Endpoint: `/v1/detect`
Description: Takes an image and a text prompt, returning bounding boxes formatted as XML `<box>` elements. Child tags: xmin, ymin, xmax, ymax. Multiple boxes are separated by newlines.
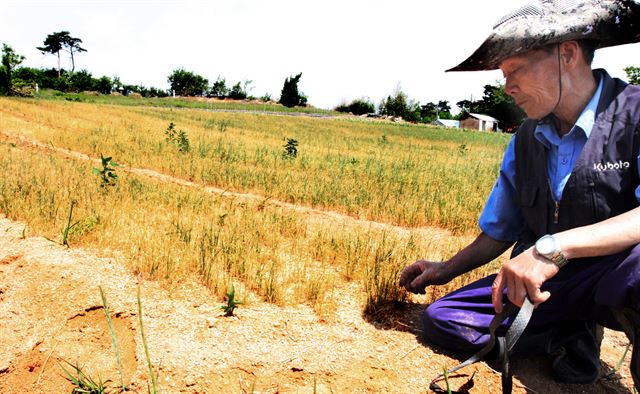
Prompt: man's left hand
<box><xmin>491</xmin><ymin>246</ymin><xmax>559</xmax><ymax>313</ymax></box>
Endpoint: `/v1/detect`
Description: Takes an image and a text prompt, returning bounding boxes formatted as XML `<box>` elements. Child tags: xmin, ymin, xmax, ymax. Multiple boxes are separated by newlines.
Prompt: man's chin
<box><xmin>522</xmin><ymin>107</ymin><xmax>551</xmax><ymax>121</ymax></box>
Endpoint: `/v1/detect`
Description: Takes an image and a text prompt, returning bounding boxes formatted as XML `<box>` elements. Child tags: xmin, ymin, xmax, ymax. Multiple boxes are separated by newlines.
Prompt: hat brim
<box><xmin>447</xmin><ymin>0</ymin><xmax>640</xmax><ymax>72</ymax></box>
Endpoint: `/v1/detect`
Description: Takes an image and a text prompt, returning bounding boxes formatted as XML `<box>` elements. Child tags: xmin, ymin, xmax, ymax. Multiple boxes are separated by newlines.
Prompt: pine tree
<box><xmin>279</xmin><ymin>73</ymin><xmax>307</xmax><ymax>108</ymax></box>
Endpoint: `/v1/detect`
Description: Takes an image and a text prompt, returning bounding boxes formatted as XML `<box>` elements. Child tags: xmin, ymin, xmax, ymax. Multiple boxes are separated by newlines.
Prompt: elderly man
<box><xmin>400</xmin><ymin>0</ymin><xmax>640</xmax><ymax>388</ymax></box>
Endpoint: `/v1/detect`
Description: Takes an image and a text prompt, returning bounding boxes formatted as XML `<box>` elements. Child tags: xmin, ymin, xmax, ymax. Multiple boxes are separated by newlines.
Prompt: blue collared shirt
<box><xmin>478</xmin><ymin>76</ymin><xmax>640</xmax><ymax>242</ymax></box>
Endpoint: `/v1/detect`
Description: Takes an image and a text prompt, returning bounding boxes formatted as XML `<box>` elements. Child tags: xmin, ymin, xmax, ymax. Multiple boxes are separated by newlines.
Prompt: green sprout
<box><xmin>220</xmin><ymin>283</ymin><xmax>243</xmax><ymax>317</ymax></box>
<box><xmin>92</xmin><ymin>154</ymin><xmax>121</xmax><ymax>187</ymax></box>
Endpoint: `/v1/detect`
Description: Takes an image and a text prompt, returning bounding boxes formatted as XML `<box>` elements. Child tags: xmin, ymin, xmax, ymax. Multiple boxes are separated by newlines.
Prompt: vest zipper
<box><xmin>548</xmin><ymin>178</ymin><xmax>560</xmax><ymax>224</ymax></box>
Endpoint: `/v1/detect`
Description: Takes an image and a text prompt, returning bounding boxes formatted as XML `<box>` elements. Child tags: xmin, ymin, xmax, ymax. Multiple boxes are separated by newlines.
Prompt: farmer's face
<box><xmin>499</xmin><ymin>48</ymin><xmax>559</xmax><ymax>120</ymax></box>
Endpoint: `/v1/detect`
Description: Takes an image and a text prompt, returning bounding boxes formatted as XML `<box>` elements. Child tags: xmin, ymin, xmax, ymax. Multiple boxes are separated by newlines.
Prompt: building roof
<box><xmin>467</xmin><ymin>113</ymin><xmax>499</xmax><ymax>122</ymax></box>
<box><xmin>434</xmin><ymin>119</ymin><xmax>460</xmax><ymax>128</ymax></box>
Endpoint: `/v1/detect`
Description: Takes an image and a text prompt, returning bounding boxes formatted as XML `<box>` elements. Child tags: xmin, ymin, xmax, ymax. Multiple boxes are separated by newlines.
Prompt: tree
<box><xmin>420</xmin><ymin>102</ymin><xmax>438</xmax><ymax>121</ymax></box>
<box><xmin>379</xmin><ymin>88</ymin><xmax>420</xmax><ymax>122</ymax></box>
<box><xmin>437</xmin><ymin>100</ymin><xmax>452</xmax><ymax>119</ymax></box>
<box><xmin>94</xmin><ymin>76</ymin><xmax>112</xmax><ymax>94</ymax></box>
<box><xmin>228</xmin><ymin>80</ymin><xmax>252</xmax><ymax>100</ymax></box>
<box><xmin>209</xmin><ymin>76</ymin><xmax>228</xmax><ymax>98</ymax></box>
<box><xmin>64</xmin><ymin>36</ymin><xmax>87</xmax><ymax>72</ymax></box>
<box><xmin>476</xmin><ymin>83</ymin><xmax>525</xmax><ymax>131</ymax></box>
<box><xmin>37</xmin><ymin>31</ymin><xmax>85</xmax><ymax>77</ymax></box>
<box><xmin>167</xmin><ymin>68</ymin><xmax>208</xmax><ymax>96</ymax></box>
<box><xmin>37</xmin><ymin>32</ymin><xmax>66</xmax><ymax>77</ymax></box>
<box><xmin>454</xmin><ymin>83</ymin><xmax>525</xmax><ymax>131</ymax></box>
<box><xmin>68</xmin><ymin>69</ymin><xmax>93</xmax><ymax>92</ymax></box>
<box><xmin>1</xmin><ymin>43</ymin><xmax>25</xmax><ymax>95</ymax></box>
<box><xmin>625</xmin><ymin>66</ymin><xmax>640</xmax><ymax>85</ymax></box>
<box><xmin>279</xmin><ymin>73</ymin><xmax>307</xmax><ymax>107</ymax></box>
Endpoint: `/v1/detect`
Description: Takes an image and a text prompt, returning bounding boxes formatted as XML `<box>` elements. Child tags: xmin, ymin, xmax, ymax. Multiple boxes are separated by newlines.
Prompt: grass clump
<box><xmin>60</xmin><ymin>360</ymin><xmax>113</xmax><ymax>393</ymax></box>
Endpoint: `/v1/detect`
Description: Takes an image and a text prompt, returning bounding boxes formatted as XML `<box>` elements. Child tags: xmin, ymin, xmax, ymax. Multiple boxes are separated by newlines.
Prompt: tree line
<box><xmin>335</xmin><ymin>84</ymin><xmax>526</xmax><ymax>131</ymax></box>
<box><xmin>2</xmin><ymin>31</ymin><xmax>639</xmax><ymax>128</ymax></box>
<box><xmin>0</xmin><ymin>31</ymin><xmax>308</xmax><ymax>108</ymax></box>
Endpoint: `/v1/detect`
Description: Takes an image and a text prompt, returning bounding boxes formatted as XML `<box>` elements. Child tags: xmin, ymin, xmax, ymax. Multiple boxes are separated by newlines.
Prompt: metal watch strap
<box><xmin>549</xmin><ymin>252</ymin><xmax>569</xmax><ymax>268</ymax></box>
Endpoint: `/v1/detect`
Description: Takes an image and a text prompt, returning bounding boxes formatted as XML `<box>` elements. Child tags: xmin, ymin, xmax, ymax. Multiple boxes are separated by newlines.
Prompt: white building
<box><xmin>459</xmin><ymin>113</ymin><xmax>500</xmax><ymax>131</ymax></box>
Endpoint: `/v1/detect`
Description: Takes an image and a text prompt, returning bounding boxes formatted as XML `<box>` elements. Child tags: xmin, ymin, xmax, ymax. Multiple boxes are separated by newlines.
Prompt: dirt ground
<box><xmin>0</xmin><ymin>215</ymin><xmax>635</xmax><ymax>393</ymax></box>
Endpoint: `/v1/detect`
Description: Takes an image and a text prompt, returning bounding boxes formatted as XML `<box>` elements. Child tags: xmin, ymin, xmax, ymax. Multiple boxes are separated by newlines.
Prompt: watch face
<box><xmin>536</xmin><ymin>235</ymin><xmax>556</xmax><ymax>256</ymax></box>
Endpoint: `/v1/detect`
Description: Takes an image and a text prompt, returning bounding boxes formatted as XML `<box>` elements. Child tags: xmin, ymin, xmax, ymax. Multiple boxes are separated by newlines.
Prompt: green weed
<box><xmin>164</xmin><ymin>122</ymin><xmax>190</xmax><ymax>152</ymax></box>
<box><xmin>61</xmin><ymin>200</ymin><xmax>79</xmax><ymax>247</ymax></box>
<box><xmin>137</xmin><ymin>286</ymin><xmax>158</xmax><ymax>394</ymax></box>
<box><xmin>92</xmin><ymin>154</ymin><xmax>121</xmax><ymax>187</ymax></box>
<box><xmin>60</xmin><ymin>360</ymin><xmax>113</xmax><ymax>394</ymax></box>
<box><xmin>99</xmin><ymin>287</ymin><xmax>126</xmax><ymax>392</ymax></box>
<box><xmin>220</xmin><ymin>283</ymin><xmax>243</xmax><ymax>316</ymax></box>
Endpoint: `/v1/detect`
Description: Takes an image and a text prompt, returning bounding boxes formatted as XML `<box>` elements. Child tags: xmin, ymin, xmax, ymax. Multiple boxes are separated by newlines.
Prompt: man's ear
<box><xmin>559</xmin><ymin>41</ymin><xmax>581</xmax><ymax>69</ymax></box>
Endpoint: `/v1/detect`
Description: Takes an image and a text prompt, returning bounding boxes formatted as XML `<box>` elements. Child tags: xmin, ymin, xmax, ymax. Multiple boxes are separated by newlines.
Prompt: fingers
<box><xmin>525</xmin><ymin>282</ymin><xmax>551</xmax><ymax>306</ymax></box>
<box><xmin>409</xmin><ymin>273</ymin><xmax>428</xmax><ymax>294</ymax></box>
<box><xmin>491</xmin><ymin>272</ymin><xmax>506</xmax><ymax>313</ymax></box>
<box><xmin>507</xmin><ymin>274</ymin><xmax>529</xmax><ymax>308</ymax></box>
<box><xmin>399</xmin><ymin>263</ymin><xmax>421</xmax><ymax>287</ymax></box>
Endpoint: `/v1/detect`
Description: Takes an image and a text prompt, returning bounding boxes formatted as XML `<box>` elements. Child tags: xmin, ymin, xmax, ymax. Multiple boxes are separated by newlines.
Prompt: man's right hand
<box><xmin>399</xmin><ymin>260</ymin><xmax>453</xmax><ymax>294</ymax></box>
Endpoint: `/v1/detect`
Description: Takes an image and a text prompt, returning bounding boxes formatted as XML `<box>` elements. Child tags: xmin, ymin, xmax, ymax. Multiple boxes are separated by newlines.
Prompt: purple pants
<box><xmin>423</xmin><ymin>243</ymin><xmax>640</xmax><ymax>353</ymax></box>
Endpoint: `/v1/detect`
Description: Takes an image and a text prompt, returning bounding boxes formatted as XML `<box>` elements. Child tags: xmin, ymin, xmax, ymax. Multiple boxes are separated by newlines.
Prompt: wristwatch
<box><xmin>535</xmin><ymin>234</ymin><xmax>569</xmax><ymax>268</ymax></box>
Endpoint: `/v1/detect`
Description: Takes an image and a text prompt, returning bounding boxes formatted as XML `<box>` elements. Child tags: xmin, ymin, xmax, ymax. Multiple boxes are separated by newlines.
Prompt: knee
<box><xmin>421</xmin><ymin>300</ymin><xmax>451</xmax><ymax>344</ymax></box>
<box><xmin>422</xmin><ymin>301</ymin><xmax>441</xmax><ymax>331</ymax></box>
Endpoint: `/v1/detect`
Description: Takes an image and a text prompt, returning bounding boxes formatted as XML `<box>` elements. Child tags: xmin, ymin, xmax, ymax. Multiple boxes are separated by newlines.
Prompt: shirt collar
<box><xmin>534</xmin><ymin>75</ymin><xmax>604</xmax><ymax>148</ymax></box>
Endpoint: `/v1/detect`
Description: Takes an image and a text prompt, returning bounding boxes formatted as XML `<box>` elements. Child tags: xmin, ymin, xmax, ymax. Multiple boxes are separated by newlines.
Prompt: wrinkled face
<box><xmin>499</xmin><ymin>48</ymin><xmax>560</xmax><ymax>120</ymax></box>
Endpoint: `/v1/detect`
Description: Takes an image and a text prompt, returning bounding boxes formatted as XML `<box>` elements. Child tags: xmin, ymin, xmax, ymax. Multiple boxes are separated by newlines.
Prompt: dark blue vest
<box><xmin>514</xmin><ymin>69</ymin><xmax>640</xmax><ymax>250</ymax></box>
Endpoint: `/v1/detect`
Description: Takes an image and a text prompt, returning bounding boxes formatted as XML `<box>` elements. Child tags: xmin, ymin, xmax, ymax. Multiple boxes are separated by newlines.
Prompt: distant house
<box><xmin>459</xmin><ymin>113</ymin><xmax>500</xmax><ymax>131</ymax></box>
<box><xmin>433</xmin><ymin>119</ymin><xmax>460</xmax><ymax>128</ymax></box>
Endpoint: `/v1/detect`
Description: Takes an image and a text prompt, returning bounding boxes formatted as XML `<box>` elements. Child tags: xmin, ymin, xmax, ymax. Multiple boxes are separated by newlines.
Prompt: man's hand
<box><xmin>491</xmin><ymin>247</ymin><xmax>559</xmax><ymax>313</ymax></box>
<box><xmin>399</xmin><ymin>260</ymin><xmax>453</xmax><ymax>294</ymax></box>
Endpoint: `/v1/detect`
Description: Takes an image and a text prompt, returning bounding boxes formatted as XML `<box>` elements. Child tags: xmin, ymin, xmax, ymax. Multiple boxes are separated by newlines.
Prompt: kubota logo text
<box><xmin>593</xmin><ymin>161</ymin><xmax>630</xmax><ymax>171</ymax></box>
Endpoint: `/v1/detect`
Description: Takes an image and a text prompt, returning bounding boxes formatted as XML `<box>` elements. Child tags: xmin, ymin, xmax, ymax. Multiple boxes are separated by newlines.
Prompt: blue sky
<box><xmin>2</xmin><ymin>0</ymin><xmax>638</xmax><ymax>110</ymax></box>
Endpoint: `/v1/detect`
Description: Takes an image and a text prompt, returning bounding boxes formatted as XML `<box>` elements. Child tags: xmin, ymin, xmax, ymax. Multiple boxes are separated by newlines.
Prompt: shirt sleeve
<box><xmin>478</xmin><ymin>136</ymin><xmax>526</xmax><ymax>242</ymax></box>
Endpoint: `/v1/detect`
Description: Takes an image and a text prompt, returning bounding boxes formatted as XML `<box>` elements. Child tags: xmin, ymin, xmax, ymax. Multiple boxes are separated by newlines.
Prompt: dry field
<box><xmin>0</xmin><ymin>96</ymin><xmax>634</xmax><ymax>393</ymax></box>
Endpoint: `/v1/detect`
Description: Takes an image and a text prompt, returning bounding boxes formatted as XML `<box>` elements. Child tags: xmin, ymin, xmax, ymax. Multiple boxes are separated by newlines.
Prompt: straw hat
<box><xmin>448</xmin><ymin>0</ymin><xmax>640</xmax><ymax>72</ymax></box>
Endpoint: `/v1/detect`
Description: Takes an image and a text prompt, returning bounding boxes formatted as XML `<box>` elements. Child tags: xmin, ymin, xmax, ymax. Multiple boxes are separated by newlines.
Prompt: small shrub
<box><xmin>177</xmin><ymin>130</ymin><xmax>190</xmax><ymax>152</ymax></box>
<box><xmin>164</xmin><ymin>122</ymin><xmax>190</xmax><ymax>152</ymax></box>
<box><xmin>92</xmin><ymin>154</ymin><xmax>121</xmax><ymax>187</ymax></box>
<box><xmin>164</xmin><ymin>122</ymin><xmax>177</xmax><ymax>142</ymax></box>
<box><xmin>282</xmin><ymin>138</ymin><xmax>298</xmax><ymax>160</ymax></box>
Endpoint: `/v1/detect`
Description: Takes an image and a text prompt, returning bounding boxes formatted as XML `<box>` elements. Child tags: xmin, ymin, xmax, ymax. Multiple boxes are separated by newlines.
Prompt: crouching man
<box><xmin>400</xmin><ymin>0</ymin><xmax>640</xmax><ymax>388</ymax></box>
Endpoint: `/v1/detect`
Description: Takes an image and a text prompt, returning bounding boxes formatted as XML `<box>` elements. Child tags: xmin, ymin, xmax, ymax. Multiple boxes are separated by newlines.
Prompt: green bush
<box><xmin>335</xmin><ymin>98</ymin><xmax>375</xmax><ymax>115</ymax></box>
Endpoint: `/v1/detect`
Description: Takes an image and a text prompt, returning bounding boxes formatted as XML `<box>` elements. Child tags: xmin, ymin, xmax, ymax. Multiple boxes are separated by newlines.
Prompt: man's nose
<box><xmin>504</xmin><ymin>78</ymin><xmax>516</xmax><ymax>96</ymax></box>
<box><xmin>504</xmin><ymin>78</ymin><xmax>518</xmax><ymax>97</ymax></box>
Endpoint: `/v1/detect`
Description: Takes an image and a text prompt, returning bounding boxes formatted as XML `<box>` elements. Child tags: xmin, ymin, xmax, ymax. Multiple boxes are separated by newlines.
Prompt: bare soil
<box><xmin>0</xmin><ymin>132</ymin><xmax>636</xmax><ymax>393</ymax></box>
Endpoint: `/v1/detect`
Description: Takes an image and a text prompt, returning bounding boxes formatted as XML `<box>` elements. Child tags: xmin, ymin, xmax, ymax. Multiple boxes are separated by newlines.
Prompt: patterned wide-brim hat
<box><xmin>448</xmin><ymin>0</ymin><xmax>640</xmax><ymax>72</ymax></box>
